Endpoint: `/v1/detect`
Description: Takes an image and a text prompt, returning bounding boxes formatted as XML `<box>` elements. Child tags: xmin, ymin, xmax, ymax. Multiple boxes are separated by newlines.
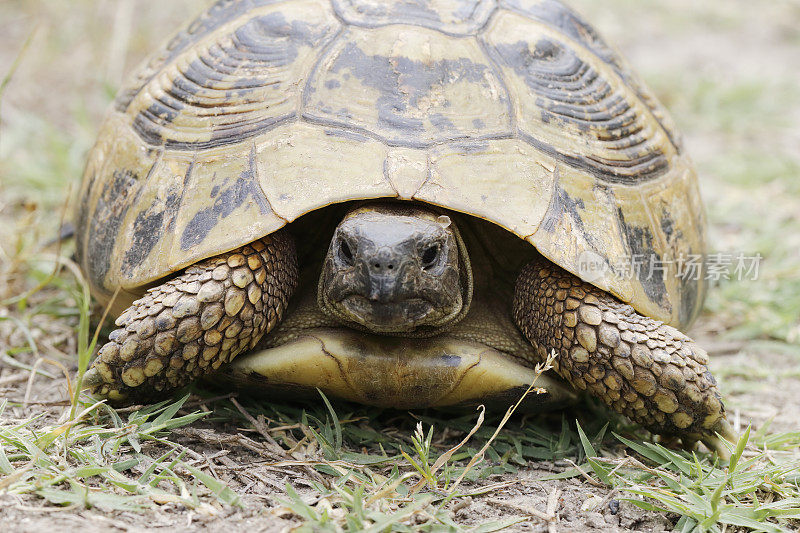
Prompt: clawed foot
<box><xmin>514</xmin><ymin>257</ymin><xmax>733</xmax><ymax>448</ymax></box>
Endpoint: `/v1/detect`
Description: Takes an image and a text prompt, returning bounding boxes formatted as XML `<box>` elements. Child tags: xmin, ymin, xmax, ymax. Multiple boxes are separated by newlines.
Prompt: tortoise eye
<box><xmin>421</xmin><ymin>244</ymin><xmax>440</xmax><ymax>269</ymax></box>
<box><xmin>338</xmin><ymin>239</ymin><xmax>354</xmax><ymax>265</ymax></box>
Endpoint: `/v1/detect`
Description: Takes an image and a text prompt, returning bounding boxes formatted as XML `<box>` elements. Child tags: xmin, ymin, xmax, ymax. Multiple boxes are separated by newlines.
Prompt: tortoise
<box><xmin>77</xmin><ymin>0</ymin><xmax>735</xmax><ymax>452</ymax></box>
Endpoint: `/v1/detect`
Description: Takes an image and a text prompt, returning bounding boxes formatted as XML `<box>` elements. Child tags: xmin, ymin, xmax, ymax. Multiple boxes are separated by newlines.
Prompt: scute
<box><xmin>501</xmin><ymin>0</ymin><xmax>619</xmax><ymax>65</ymax></box>
<box><xmin>414</xmin><ymin>138</ymin><xmax>555</xmax><ymax>238</ymax></box>
<box><xmin>126</xmin><ymin>0</ymin><xmax>340</xmax><ymax>149</ymax></box>
<box><xmin>115</xmin><ymin>0</ymin><xmax>272</xmax><ymax>112</ymax></box>
<box><xmin>499</xmin><ymin>0</ymin><xmax>682</xmax><ymax>148</ymax></box>
<box><xmin>168</xmin><ymin>145</ymin><xmax>284</xmax><ymax>268</ymax></box>
<box><xmin>77</xmin><ymin>0</ymin><xmax>705</xmax><ymax>329</ymax></box>
<box><xmin>78</xmin><ymin>114</ymin><xmax>163</xmax><ymax>303</ymax></box>
<box><xmin>483</xmin><ymin>11</ymin><xmax>676</xmax><ymax>183</ymax></box>
<box><xmin>331</xmin><ymin>0</ymin><xmax>497</xmax><ymax>35</ymax></box>
<box><xmin>303</xmin><ymin>25</ymin><xmax>511</xmax><ymax>147</ymax></box>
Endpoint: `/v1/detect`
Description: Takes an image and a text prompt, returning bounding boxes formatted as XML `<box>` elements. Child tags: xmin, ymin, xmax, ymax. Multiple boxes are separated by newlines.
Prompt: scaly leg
<box><xmin>513</xmin><ymin>257</ymin><xmax>735</xmax><ymax>453</ymax></box>
<box><xmin>86</xmin><ymin>231</ymin><xmax>297</xmax><ymax>402</ymax></box>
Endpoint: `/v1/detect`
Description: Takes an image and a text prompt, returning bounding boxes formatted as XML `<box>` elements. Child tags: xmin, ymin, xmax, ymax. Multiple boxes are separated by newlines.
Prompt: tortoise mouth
<box><xmin>341</xmin><ymin>295</ymin><xmax>434</xmax><ymax>331</ymax></box>
<box><xmin>216</xmin><ymin>327</ymin><xmax>576</xmax><ymax>411</ymax></box>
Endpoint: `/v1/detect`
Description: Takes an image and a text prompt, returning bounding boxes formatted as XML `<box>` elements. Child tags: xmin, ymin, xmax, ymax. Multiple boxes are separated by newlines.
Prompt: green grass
<box><xmin>0</xmin><ymin>395</ymin><xmax>237</xmax><ymax>511</ymax></box>
<box><xmin>574</xmin><ymin>425</ymin><xmax>800</xmax><ymax>533</ymax></box>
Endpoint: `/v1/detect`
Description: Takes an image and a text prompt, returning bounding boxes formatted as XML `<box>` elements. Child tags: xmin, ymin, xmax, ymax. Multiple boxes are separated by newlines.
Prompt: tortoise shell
<box><xmin>75</xmin><ymin>0</ymin><xmax>707</xmax><ymax>329</ymax></box>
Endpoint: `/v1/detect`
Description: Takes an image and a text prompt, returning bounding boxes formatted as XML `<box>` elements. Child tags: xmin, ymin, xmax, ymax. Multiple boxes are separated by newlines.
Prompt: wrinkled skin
<box><xmin>318</xmin><ymin>204</ymin><xmax>470</xmax><ymax>335</ymax></box>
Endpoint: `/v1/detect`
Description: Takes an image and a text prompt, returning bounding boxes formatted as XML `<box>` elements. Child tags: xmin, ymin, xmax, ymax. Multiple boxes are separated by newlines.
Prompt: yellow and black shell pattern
<box><xmin>75</xmin><ymin>0</ymin><xmax>707</xmax><ymax>329</ymax></box>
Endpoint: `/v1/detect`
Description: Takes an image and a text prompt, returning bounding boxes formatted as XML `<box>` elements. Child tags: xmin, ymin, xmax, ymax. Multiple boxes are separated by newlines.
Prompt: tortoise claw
<box><xmin>701</xmin><ymin>419</ymin><xmax>738</xmax><ymax>460</ymax></box>
<box><xmin>80</xmin><ymin>367</ymin><xmax>102</xmax><ymax>391</ymax></box>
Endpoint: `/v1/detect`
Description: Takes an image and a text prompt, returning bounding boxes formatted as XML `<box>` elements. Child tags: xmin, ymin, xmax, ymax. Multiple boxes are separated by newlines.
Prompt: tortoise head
<box><xmin>318</xmin><ymin>204</ymin><xmax>473</xmax><ymax>335</ymax></box>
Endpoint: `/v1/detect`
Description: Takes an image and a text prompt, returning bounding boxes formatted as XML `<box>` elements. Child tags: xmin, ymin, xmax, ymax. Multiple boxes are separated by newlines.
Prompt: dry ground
<box><xmin>1</xmin><ymin>1</ymin><xmax>800</xmax><ymax>532</ymax></box>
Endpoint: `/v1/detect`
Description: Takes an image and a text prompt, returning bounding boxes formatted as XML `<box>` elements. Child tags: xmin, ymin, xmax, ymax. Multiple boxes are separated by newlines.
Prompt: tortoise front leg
<box><xmin>513</xmin><ymin>257</ymin><xmax>735</xmax><ymax>453</ymax></box>
<box><xmin>86</xmin><ymin>230</ymin><xmax>297</xmax><ymax>403</ymax></box>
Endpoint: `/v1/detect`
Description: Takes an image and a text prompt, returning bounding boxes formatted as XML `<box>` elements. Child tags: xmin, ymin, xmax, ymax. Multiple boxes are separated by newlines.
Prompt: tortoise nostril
<box><xmin>371</xmin><ymin>261</ymin><xmax>394</xmax><ymax>271</ymax></box>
